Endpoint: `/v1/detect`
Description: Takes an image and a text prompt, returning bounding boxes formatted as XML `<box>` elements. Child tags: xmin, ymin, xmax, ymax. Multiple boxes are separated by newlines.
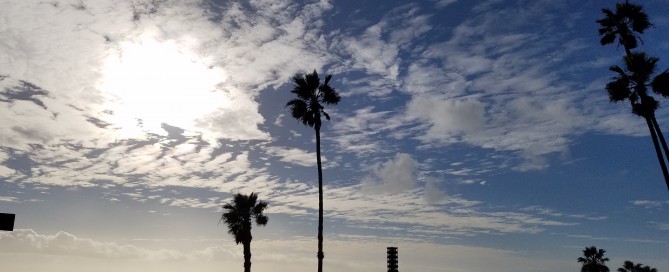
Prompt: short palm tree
<box><xmin>286</xmin><ymin>70</ymin><xmax>341</xmax><ymax>272</ymax></box>
<box><xmin>607</xmin><ymin>52</ymin><xmax>669</xmax><ymax>190</ymax></box>
<box><xmin>221</xmin><ymin>193</ymin><xmax>268</xmax><ymax>272</ymax></box>
<box><xmin>578</xmin><ymin>246</ymin><xmax>610</xmax><ymax>272</ymax></box>
<box><xmin>618</xmin><ymin>260</ymin><xmax>658</xmax><ymax>272</ymax></box>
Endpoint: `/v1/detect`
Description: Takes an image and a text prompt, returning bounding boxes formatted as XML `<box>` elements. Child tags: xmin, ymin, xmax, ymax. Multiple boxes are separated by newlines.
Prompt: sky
<box><xmin>1</xmin><ymin>0</ymin><xmax>668</xmax><ymax>271</ymax></box>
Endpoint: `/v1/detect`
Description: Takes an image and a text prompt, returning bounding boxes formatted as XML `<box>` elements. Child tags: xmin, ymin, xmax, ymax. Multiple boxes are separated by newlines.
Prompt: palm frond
<box><xmin>651</xmin><ymin>70</ymin><xmax>669</xmax><ymax>97</ymax></box>
<box><xmin>320</xmin><ymin>84</ymin><xmax>341</xmax><ymax>105</ymax></box>
<box><xmin>255</xmin><ymin>214</ymin><xmax>268</xmax><ymax>226</ymax></box>
<box><xmin>609</xmin><ymin>64</ymin><xmax>625</xmax><ymax>75</ymax></box>
<box><xmin>617</xmin><ymin>2</ymin><xmax>651</xmax><ymax>33</ymax></box>
<box><xmin>625</xmin><ymin>52</ymin><xmax>658</xmax><ymax>84</ymax></box>
<box><xmin>286</xmin><ymin>99</ymin><xmax>314</xmax><ymax>127</ymax></box>
<box><xmin>599</xmin><ymin>33</ymin><xmax>616</xmax><ymax>46</ymax></box>
<box><xmin>306</xmin><ymin>70</ymin><xmax>320</xmax><ymax>91</ymax></box>
<box><xmin>291</xmin><ymin>75</ymin><xmax>314</xmax><ymax>101</ymax></box>
<box><xmin>606</xmin><ymin>78</ymin><xmax>631</xmax><ymax>103</ymax></box>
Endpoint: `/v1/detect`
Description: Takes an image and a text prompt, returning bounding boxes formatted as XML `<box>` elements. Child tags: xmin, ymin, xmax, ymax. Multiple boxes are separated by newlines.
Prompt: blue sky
<box><xmin>1</xmin><ymin>0</ymin><xmax>668</xmax><ymax>271</ymax></box>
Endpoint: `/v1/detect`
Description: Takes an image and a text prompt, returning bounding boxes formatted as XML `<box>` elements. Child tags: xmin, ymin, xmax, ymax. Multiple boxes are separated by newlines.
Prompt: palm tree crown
<box><xmin>577</xmin><ymin>246</ymin><xmax>610</xmax><ymax>272</ymax></box>
<box><xmin>221</xmin><ymin>193</ymin><xmax>268</xmax><ymax>244</ymax></box>
<box><xmin>286</xmin><ymin>70</ymin><xmax>341</xmax><ymax>129</ymax></box>
<box><xmin>618</xmin><ymin>261</ymin><xmax>658</xmax><ymax>272</ymax></box>
<box><xmin>606</xmin><ymin>52</ymin><xmax>669</xmax><ymax>118</ymax></box>
<box><xmin>597</xmin><ymin>1</ymin><xmax>651</xmax><ymax>54</ymax></box>
<box><xmin>221</xmin><ymin>192</ymin><xmax>268</xmax><ymax>272</ymax></box>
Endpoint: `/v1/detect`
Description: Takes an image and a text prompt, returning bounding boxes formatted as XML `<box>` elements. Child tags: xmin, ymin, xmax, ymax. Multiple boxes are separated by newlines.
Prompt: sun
<box><xmin>99</xmin><ymin>33</ymin><xmax>229</xmax><ymax>138</ymax></box>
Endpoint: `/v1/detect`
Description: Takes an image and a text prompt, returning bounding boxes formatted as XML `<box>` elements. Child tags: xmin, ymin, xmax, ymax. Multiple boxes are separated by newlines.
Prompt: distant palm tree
<box><xmin>221</xmin><ymin>193</ymin><xmax>269</xmax><ymax>272</ymax></box>
<box><xmin>606</xmin><ymin>52</ymin><xmax>669</xmax><ymax>190</ymax></box>
<box><xmin>598</xmin><ymin>1</ymin><xmax>669</xmax><ymax>191</ymax></box>
<box><xmin>286</xmin><ymin>70</ymin><xmax>341</xmax><ymax>272</ymax></box>
<box><xmin>578</xmin><ymin>246</ymin><xmax>610</xmax><ymax>272</ymax></box>
<box><xmin>618</xmin><ymin>260</ymin><xmax>658</xmax><ymax>272</ymax></box>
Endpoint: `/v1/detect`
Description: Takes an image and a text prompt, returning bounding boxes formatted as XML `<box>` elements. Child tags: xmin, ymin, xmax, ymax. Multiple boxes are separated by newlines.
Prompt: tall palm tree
<box><xmin>578</xmin><ymin>246</ymin><xmax>610</xmax><ymax>272</ymax></box>
<box><xmin>286</xmin><ymin>70</ymin><xmax>341</xmax><ymax>272</ymax></box>
<box><xmin>607</xmin><ymin>52</ymin><xmax>669</xmax><ymax>190</ymax></box>
<box><xmin>221</xmin><ymin>193</ymin><xmax>269</xmax><ymax>272</ymax></box>
<box><xmin>618</xmin><ymin>260</ymin><xmax>658</xmax><ymax>272</ymax></box>
<box><xmin>598</xmin><ymin>1</ymin><xmax>669</xmax><ymax>191</ymax></box>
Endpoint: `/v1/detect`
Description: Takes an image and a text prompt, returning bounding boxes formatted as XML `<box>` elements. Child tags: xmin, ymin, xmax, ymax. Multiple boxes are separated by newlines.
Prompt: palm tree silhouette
<box><xmin>598</xmin><ymin>1</ymin><xmax>669</xmax><ymax>190</ymax></box>
<box><xmin>286</xmin><ymin>70</ymin><xmax>341</xmax><ymax>272</ymax></box>
<box><xmin>606</xmin><ymin>53</ymin><xmax>669</xmax><ymax>190</ymax></box>
<box><xmin>618</xmin><ymin>260</ymin><xmax>658</xmax><ymax>272</ymax></box>
<box><xmin>578</xmin><ymin>246</ymin><xmax>610</xmax><ymax>272</ymax></box>
<box><xmin>596</xmin><ymin>1</ymin><xmax>651</xmax><ymax>56</ymax></box>
<box><xmin>221</xmin><ymin>193</ymin><xmax>269</xmax><ymax>272</ymax></box>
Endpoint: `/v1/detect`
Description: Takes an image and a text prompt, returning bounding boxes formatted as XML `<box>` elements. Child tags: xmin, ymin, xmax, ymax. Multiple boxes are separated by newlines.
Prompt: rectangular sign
<box><xmin>0</xmin><ymin>213</ymin><xmax>15</xmax><ymax>231</ymax></box>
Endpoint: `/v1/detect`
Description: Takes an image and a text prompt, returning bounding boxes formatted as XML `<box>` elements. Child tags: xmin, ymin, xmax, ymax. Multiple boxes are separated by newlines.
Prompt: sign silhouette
<box><xmin>0</xmin><ymin>213</ymin><xmax>15</xmax><ymax>231</ymax></box>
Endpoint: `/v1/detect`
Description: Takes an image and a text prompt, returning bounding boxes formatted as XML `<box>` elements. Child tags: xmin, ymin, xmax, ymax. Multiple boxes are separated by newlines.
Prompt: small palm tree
<box><xmin>286</xmin><ymin>70</ymin><xmax>341</xmax><ymax>272</ymax></box>
<box><xmin>221</xmin><ymin>193</ymin><xmax>269</xmax><ymax>272</ymax></box>
<box><xmin>607</xmin><ymin>52</ymin><xmax>669</xmax><ymax>190</ymax></box>
<box><xmin>618</xmin><ymin>260</ymin><xmax>658</xmax><ymax>272</ymax></box>
<box><xmin>578</xmin><ymin>246</ymin><xmax>610</xmax><ymax>272</ymax></box>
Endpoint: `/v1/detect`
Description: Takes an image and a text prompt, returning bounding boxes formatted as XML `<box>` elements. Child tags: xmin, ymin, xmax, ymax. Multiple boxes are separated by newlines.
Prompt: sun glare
<box><xmin>100</xmin><ymin>34</ymin><xmax>229</xmax><ymax>138</ymax></box>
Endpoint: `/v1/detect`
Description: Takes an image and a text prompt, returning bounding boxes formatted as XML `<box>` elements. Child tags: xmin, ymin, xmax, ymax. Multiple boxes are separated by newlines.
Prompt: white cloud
<box><xmin>0</xmin><ymin>229</ymin><xmax>181</xmax><ymax>260</ymax></box>
<box><xmin>0</xmin><ymin>196</ymin><xmax>18</xmax><ymax>202</ymax></box>
<box><xmin>433</xmin><ymin>0</ymin><xmax>458</xmax><ymax>8</ymax></box>
<box><xmin>385</xmin><ymin>1</ymin><xmax>611</xmax><ymax>170</ymax></box>
<box><xmin>406</xmin><ymin>95</ymin><xmax>486</xmax><ymax>143</ymax></box>
<box><xmin>330</xmin><ymin>107</ymin><xmax>403</xmax><ymax>154</ymax></box>
<box><xmin>423</xmin><ymin>179</ymin><xmax>445</xmax><ymax>204</ymax></box>
<box><xmin>340</xmin><ymin>24</ymin><xmax>400</xmax><ymax>82</ymax></box>
<box><xmin>652</xmin><ymin>221</ymin><xmax>669</xmax><ymax>231</ymax></box>
<box><xmin>165</xmin><ymin>197</ymin><xmax>221</xmax><ymax>209</ymax></box>
<box><xmin>632</xmin><ymin>200</ymin><xmax>669</xmax><ymax>209</ymax></box>
<box><xmin>264</xmin><ymin>146</ymin><xmax>320</xmax><ymax>167</ymax></box>
<box><xmin>0</xmin><ymin>0</ymin><xmax>341</xmax><ymax>150</ymax></box>
<box><xmin>362</xmin><ymin>153</ymin><xmax>418</xmax><ymax>194</ymax></box>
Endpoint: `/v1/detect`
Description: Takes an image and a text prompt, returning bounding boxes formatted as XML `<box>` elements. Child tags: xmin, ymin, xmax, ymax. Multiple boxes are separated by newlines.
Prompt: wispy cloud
<box><xmin>0</xmin><ymin>229</ymin><xmax>182</xmax><ymax>260</ymax></box>
<box><xmin>631</xmin><ymin>200</ymin><xmax>669</xmax><ymax>209</ymax></box>
<box><xmin>264</xmin><ymin>146</ymin><xmax>322</xmax><ymax>167</ymax></box>
<box><xmin>361</xmin><ymin>153</ymin><xmax>418</xmax><ymax>194</ymax></box>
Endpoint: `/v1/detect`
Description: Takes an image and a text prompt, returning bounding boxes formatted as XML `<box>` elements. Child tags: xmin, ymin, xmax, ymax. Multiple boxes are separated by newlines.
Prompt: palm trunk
<box><xmin>651</xmin><ymin>116</ymin><xmax>669</xmax><ymax>163</ymax></box>
<box><xmin>651</xmin><ymin>116</ymin><xmax>669</xmax><ymax>190</ymax></box>
<box><xmin>620</xmin><ymin>34</ymin><xmax>669</xmax><ymax>190</ymax></box>
<box><xmin>315</xmin><ymin>125</ymin><xmax>324</xmax><ymax>272</ymax></box>
<box><xmin>624</xmin><ymin>47</ymin><xmax>632</xmax><ymax>59</ymax></box>
<box><xmin>243</xmin><ymin>240</ymin><xmax>251</xmax><ymax>272</ymax></box>
<box><xmin>645</xmin><ymin>117</ymin><xmax>669</xmax><ymax>190</ymax></box>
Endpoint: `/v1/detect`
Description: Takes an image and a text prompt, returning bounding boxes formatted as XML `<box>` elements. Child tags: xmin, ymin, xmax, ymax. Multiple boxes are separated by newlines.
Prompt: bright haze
<box><xmin>1</xmin><ymin>1</ymin><xmax>668</xmax><ymax>272</ymax></box>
